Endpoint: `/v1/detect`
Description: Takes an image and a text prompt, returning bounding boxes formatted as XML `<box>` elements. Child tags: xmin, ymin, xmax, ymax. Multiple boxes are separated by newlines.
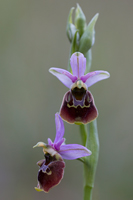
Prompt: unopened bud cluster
<box><xmin>66</xmin><ymin>4</ymin><xmax>99</xmax><ymax>73</ymax></box>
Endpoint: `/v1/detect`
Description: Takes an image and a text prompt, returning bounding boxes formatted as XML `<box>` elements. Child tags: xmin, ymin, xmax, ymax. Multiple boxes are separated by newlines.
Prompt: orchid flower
<box><xmin>49</xmin><ymin>52</ymin><xmax>110</xmax><ymax>124</ymax></box>
<box><xmin>34</xmin><ymin>113</ymin><xmax>91</xmax><ymax>192</ymax></box>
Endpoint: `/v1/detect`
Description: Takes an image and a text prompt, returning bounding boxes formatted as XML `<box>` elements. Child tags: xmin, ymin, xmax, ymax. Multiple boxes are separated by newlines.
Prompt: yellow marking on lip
<box><xmin>47</xmin><ymin>170</ymin><xmax>52</xmax><ymax>175</ymax></box>
<box><xmin>67</xmin><ymin>103</ymin><xmax>90</xmax><ymax>108</ymax></box>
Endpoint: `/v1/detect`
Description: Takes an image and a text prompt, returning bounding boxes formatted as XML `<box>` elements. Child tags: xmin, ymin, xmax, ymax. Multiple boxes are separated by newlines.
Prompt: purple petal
<box><xmin>70</xmin><ymin>52</ymin><xmax>86</xmax><ymax>78</ymax></box>
<box><xmin>59</xmin><ymin>144</ymin><xmax>91</xmax><ymax>160</ymax></box>
<box><xmin>48</xmin><ymin>138</ymin><xmax>53</xmax><ymax>146</ymax></box>
<box><xmin>49</xmin><ymin>67</ymin><xmax>77</xmax><ymax>88</ymax></box>
<box><xmin>54</xmin><ymin>113</ymin><xmax>65</xmax><ymax>144</ymax></box>
<box><xmin>54</xmin><ymin>138</ymin><xmax>65</xmax><ymax>151</ymax></box>
<box><xmin>80</xmin><ymin>70</ymin><xmax>110</xmax><ymax>88</ymax></box>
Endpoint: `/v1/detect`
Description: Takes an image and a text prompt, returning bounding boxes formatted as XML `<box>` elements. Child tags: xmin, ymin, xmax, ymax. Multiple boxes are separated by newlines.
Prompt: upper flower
<box><xmin>49</xmin><ymin>52</ymin><xmax>110</xmax><ymax>124</ymax></box>
<box><xmin>34</xmin><ymin>113</ymin><xmax>91</xmax><ymax>192</ymax></box>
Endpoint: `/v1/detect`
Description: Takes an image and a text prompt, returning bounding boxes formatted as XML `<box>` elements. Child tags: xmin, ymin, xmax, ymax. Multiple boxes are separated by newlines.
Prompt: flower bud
<box><xmin>66</xmin><ymin>7</ymin><xmax>77</xmax><ymax>42</ymax></box>
<box><xmin>79</xmin><ymin>13</ymin><xmax>99</xmax><ymax>54</ymax></box>
<box><xmin>74</xmin><ymin>4</ymin><xmax>86</xmax><ymax>37</ymax></box>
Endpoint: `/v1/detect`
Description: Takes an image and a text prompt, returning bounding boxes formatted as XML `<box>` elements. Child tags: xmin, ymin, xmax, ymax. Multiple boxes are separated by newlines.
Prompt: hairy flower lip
<box><xmin>60</xmin><ymin>90</ymin><xmax>98</xmax><ymax>124</ymax></box>
<box><xmin>36</xmin><ymin>157</ymin><xmax>65</xmax><ymax>193</ymax></box>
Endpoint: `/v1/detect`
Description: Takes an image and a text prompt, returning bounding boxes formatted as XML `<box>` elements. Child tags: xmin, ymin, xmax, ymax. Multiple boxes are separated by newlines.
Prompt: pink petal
<box><xmin>47</xmin><ymin>138</ymin><xmax>53</xmax><ymax>146</ymax></box>
<box><xmin>80</xmin><ymin>70</ymin><xmax>110</xmax><ymax>88</ymax></box>
<box><xmin>54</xmin><ymin>113</ymin><xmax>65</xmax><ymax>144</ymax></box>
<box><xmin>54</xmin><ymin>138</ymin><xmax>65</xmax><ymax>151</ymax></box>
<box><xmin>49</xmin><ymin>67</ymin><xmax>77</xmax><ymax>88</ymax></box>
<box><xmin>59</xmin><ymin>144</ymin><xmax>91</xmax><ymax>160</ymax></box>
<box><xmin>70</xmin><ymin>52</ymin><xmax>86</xmax><ymax>78</ymax></box>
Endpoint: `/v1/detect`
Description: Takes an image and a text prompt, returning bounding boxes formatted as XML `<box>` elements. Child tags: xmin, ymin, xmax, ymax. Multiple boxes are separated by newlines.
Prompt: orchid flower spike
<box><xmin>49</xmin><ymin>52</ymin><xmax>110</xmax><ymax>124</ymax></box>
<box><xmin>34</xmin><ymin>113</ymin><xmax>91</xmax><ymax>192</ymax></box>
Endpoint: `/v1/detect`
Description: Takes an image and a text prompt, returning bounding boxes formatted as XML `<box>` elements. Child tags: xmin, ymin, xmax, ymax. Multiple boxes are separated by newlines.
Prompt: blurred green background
<box><xmin>0</xmin><ymin>0</ymin><xmax>133</xmax><ymax>200</ymax></box>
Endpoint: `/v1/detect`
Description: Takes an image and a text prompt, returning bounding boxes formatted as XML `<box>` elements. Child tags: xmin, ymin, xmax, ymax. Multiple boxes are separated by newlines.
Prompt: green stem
<box><xmin>84</xmin><ymin>185</ymin><xmax>92</xmax><ymax>200</ymax></box>
<box><xmin>80</xmin><ymin>119</ymin><xmax>99</xmax><ymax>200</ymax></box>
<box><xmin>79</xmin><ymin>124</ymin><xmax>87</xmax><ymax>146</ymax></box>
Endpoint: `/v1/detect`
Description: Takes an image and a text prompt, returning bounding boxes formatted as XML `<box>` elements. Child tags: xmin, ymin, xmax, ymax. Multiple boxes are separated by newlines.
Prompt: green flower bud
<box><xmin>66</xmin><ymin>7</ymin><xmax>77</xmax><ymax>42</ymax></box>
<box><xmin>75</xmin><ymin>4</ymin><xmax>86</xmax><ymax>37</ymax></box>
<box><xmin>79</xmin><ymin>13</ymin><xmax>99</xmax><ymax>55</ymax></box>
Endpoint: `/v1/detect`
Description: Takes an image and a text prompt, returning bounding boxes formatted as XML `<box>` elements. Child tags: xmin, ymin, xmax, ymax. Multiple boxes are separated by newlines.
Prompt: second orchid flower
<box><xmin>34</xmin><ymin>113</ymin><xmax>91</xmax><ymax>192</ymax></box>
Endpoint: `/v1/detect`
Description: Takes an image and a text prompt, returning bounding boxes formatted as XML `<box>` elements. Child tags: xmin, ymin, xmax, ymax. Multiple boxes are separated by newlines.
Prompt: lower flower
<box><xmin>34</xmin><ymin>113</ymin><xmax>91</xmax><ymax>192</ymax></box>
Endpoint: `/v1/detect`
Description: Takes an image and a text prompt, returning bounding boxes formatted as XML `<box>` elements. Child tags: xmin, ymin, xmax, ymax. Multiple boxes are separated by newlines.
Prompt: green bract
<box><xmin>79</xmin><ymin>13</ymin><xmax>99</xmax><ymax>55</ymax></box>
<box><xmin>66</xmin><ymin>7</ymin><xmax>76</xmax><ymax>42</ymax></box>
<box><xmin>66</xmin><ymin>5</ymin><xmax>99</xmax><ymax>73</ymax></box>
